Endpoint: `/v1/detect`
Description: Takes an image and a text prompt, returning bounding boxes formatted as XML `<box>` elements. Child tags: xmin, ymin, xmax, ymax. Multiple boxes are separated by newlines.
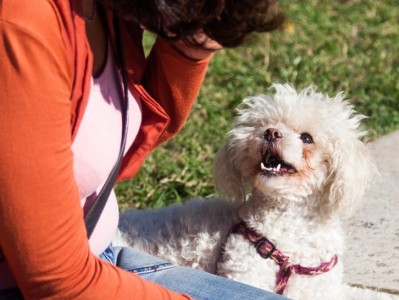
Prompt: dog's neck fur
<box><xmin>239</xmin><ymin>188</ymin><xmax>333</xmax><ymax>220</ymax></box>
<box><xmin>236</xmin><ymin>188</ymin><xmax>343</xmax><ymax>260</ymax></box>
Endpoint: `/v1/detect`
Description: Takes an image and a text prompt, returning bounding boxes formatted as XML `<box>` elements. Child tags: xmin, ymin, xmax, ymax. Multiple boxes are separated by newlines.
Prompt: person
<box><xmin>0</xmin><ymin>0</ymin><xmax>286</xmax><ymax>299</ymax></box>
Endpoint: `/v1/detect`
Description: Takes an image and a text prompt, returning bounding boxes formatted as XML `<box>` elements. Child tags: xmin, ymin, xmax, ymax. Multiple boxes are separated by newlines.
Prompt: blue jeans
<box><xmin>100</xmin><ymin>244</ymin><xmax>286</xmax><ymax>300</ymax></box>
<box><xmin>0</xmin><ymin>246</ymin><xmax>286</xmax><ymax>299</ymax></box>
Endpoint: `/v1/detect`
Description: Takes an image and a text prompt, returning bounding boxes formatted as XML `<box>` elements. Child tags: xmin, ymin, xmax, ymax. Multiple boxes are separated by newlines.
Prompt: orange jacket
<box><xmin>0</xmin><ymin>0</ymin><xmax>209</xmax><ymax>298</ymax></box>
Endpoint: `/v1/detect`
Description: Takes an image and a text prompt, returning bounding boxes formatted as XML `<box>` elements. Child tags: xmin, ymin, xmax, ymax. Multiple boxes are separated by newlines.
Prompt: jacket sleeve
<box><xmin>142</xmin><ymin>38</ymin><xmax>212</xmax><ymax>146</ymax></box>
<box><xmin>0</xmin><ymin>6</ymin><xmax>189</xmax><ymax>300</ymax></box>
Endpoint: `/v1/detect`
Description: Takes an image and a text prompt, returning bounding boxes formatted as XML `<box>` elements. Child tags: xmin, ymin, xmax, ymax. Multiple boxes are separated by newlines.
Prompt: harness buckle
<box><xmin>255</xmin><ymin>237</ymin><xmax>276</xmax><ymax>259</ymax></box>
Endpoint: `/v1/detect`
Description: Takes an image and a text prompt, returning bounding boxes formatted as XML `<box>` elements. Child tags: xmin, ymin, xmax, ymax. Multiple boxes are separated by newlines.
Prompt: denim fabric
<box><xmin>99</xmin><ymin>242</ymin><xmax>115</xmax><ymax>263</ymax></box>
<box><xmin>104</xmin><ymin>245</ymin><xmax>286</xmax><ymax>300</ymax></box>
<box><xmin>0</xmin><ymin>245</ymin><xmax>287</xmax><ymax>299</ymax></box>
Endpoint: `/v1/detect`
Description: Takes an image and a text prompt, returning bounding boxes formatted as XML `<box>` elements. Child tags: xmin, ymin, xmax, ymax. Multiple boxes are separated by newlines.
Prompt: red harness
<box><xmin>230</xmin><ymin>222</ymin><xmax>338</xmax><ymax>295</ymax></box>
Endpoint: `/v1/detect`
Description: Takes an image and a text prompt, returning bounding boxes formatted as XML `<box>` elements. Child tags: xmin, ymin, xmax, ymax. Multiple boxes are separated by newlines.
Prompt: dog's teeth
<box><xmin>276</xmin><ymin>164</ymin><xmax>281</xmax><ymax>172</ymax></box>
<box><xmin>261</xmin><ymin>162</ymin><xmax>274</xmax><ymax>172</ymax></box>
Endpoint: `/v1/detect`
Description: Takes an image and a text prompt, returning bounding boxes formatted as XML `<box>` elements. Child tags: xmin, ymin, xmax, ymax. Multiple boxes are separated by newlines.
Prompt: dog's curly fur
<box><xmin>115</xmin><ymin>84</ymin><xmax>394</xmax><ymax>299</ymax></box>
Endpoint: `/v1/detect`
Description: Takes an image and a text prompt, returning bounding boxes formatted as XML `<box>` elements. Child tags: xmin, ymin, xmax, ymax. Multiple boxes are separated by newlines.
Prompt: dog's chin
<box><xmin>256</xmin><ymin>161</ymin><xmax>298</xmax><ymax>193</ymax></box>
<box><xmin>253</xmin><ymin>169</ymin><xmax>309</xmax><ymax>203</ymax></box>
<box><xmin>257</xmin><ymin>164</ymin><xmax>301</xmax><ymax>185</ymax></box>
<box><xmin>254</xmin><ymin>152</ymin><xmax>313</xmax><ymax>199</ymax></box>
<box><xmin>254</xmin><ymin>154</ymin><xmax>330</xmax><ymax>203</ymax></box>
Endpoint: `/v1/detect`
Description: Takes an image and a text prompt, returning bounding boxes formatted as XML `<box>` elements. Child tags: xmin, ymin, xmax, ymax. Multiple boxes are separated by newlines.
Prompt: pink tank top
<box><xmin>71</xmin><ymin>44</ymin><xmax>143</xmax><ymax>255</ymax></box>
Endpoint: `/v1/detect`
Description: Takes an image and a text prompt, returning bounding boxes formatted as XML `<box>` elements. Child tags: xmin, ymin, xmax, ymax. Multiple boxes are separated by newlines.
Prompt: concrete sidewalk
<box><xmin>343</xmin><ymin>130</ymin><xmax>399</xmax><ymax>296</ymax></box>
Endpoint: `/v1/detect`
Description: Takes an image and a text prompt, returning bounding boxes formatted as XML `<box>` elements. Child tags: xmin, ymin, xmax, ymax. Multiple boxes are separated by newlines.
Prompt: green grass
<box><xmin>116</xmin><ymin>0</ymin><xmax>399</xmax><ymax>210</ymax></box>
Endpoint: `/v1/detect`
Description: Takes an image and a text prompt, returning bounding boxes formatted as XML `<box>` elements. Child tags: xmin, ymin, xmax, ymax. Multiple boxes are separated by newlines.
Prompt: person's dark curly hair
<box><xmin>102</xmin><ymin>0</ymin><xmax>284</xmax><ymax>48</ymax></box>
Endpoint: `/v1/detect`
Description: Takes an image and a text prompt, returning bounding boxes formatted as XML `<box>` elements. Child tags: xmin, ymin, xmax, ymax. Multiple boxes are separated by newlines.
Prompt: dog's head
<box><xmin>214</xmin><ymin>84</ymin><xmax>375</xmax><ymax>218</ymax></box>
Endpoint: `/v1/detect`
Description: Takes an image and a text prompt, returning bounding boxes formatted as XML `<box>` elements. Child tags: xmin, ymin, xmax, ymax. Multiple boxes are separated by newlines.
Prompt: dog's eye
<box><xmin>300</xmin><ymin>133</ymin><xmax>314</xmax><ymax>144</ymax></box>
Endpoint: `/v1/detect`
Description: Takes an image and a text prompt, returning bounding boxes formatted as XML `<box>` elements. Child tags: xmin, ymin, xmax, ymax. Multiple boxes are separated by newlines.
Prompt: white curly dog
<box><xmin>115</xmin><ymin>84</ymin><xmax>396</xmax><ymax>299</ymax></box>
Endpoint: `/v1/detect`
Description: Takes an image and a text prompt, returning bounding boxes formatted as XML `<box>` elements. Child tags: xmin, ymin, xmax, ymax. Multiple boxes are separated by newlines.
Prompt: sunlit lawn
<box><xmin>116</xmin><ymin>0</ymin><xmax>399</xmax><ymax>209</ymax></box>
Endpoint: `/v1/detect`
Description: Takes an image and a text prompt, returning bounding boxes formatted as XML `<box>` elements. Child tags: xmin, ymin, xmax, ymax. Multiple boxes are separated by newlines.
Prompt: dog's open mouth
<box><xmin>261</xmin><ymin>153</ymin><xmax>298</xmax><ymax>176</ymax></box>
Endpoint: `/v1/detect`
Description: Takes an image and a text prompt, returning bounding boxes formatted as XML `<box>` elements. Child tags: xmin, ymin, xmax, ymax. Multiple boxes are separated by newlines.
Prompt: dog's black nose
<box><xmin>264</xmin><ymin>128</ymin><xmax>282</xmax><ymax>142</ymax></box>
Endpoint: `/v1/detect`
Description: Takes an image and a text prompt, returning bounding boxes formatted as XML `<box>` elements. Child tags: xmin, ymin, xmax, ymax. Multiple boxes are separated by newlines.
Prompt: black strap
<box><xmin>84</xmin><ymin>16</ymin><xmax>129</xmax><ymax>238</ymax></box>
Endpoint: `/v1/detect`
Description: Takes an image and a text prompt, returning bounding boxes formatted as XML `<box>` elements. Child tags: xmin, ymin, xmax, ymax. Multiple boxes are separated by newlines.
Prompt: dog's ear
<box><xmin>321</xmin><ymin>139</ymin><xmax>376</xmax><ymax>217</ymax></box>
<box><xmin>213</xmin><ymin>144</ymin><xmax>245</xmax><ymax>202</ymax></box>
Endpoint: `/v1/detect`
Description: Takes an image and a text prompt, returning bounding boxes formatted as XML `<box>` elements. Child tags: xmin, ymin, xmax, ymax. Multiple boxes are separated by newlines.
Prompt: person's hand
<box><xmin>171</xmin><ymin>31</ymin><xmax>222</xmax><ymax>61</ymax></box>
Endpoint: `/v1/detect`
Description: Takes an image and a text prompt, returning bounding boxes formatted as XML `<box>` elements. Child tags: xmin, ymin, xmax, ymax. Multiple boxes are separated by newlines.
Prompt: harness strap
<box><xmin>231</xmin><ymin>222</ymin><xmax>338</xmax><ymax>295</ymax></box>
